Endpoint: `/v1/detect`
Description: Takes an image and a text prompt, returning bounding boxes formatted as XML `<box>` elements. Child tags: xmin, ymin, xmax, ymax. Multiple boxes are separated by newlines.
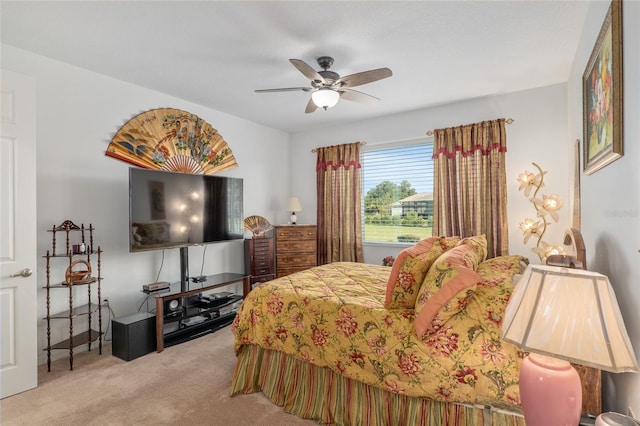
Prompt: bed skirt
<box><xmin>231</xmin><ymin>344</ymin><xmax>524</xmax><ymax>426</ymax></box>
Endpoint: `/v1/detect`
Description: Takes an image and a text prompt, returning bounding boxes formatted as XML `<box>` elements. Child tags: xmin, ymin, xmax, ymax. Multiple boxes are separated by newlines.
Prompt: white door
<box><xmin>0</xmin><ymin>70</ymin><xmax>37</xmax><ymax>398</ymax></box>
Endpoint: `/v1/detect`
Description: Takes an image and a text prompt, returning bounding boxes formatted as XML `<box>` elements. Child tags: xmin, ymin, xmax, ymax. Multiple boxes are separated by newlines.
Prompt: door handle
<box><xmin>10</xmin><ymin>268</ymin><xmax>33</xmax><ymax>278</ymax></box>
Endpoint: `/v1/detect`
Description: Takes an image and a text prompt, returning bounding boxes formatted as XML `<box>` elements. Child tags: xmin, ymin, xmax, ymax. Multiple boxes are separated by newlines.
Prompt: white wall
<box><xmin>567</xmin><ymin>0</ymin><xmax>640</xmax><ymax>417</ymax></box>
<box><xmin>290</xmin><ymin>84</ymin><xmax>572</xmax><ymax>266</ymax></box>
<box><xmin>2</xmin><ymin>45</ymin><xmax>291</xmax><ymax>363</ymax></box>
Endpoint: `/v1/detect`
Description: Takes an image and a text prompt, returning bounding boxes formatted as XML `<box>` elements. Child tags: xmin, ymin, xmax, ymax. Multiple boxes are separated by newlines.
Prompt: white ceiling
<box><xmin>1</xmin><ymin>1</ymin><xmax>590</xmax><ymax>134</ymax></box>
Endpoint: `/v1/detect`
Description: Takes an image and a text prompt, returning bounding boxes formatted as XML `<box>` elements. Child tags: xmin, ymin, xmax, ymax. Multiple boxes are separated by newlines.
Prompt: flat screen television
<box><xmin>129</xmin><ymin>168</ymin><xmax>244</xmax><ymax>253</ymax></box>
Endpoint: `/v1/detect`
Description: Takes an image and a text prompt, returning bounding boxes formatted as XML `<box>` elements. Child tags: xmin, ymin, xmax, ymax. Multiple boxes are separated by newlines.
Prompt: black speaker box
<box><xmin>112</xmin><ymin>312</ymin><xmax>156</xmax><ymax>361</ymax></box>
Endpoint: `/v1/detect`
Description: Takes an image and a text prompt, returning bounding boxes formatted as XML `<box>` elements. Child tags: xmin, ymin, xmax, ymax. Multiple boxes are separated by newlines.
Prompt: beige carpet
<box><xmin>1</xmin><ymin>326</ymin><xmax>317</xmax><ymax>425</ymax></box>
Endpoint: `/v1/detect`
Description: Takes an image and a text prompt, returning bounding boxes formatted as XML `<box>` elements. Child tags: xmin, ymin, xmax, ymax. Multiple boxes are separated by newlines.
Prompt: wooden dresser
<box><xmin>244</xmin><ymin>236</ymin><xmax>275</xmax><ymax>287</ymax></box>
<box><xmin>275</xmin><ymin>225</ymin><xmax>317</xmax><ymax>278</ymax></box>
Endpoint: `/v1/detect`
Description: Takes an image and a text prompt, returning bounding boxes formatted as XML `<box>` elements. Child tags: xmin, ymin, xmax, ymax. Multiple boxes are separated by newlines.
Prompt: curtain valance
<box><xmin>315</xmin><ymin>142</ymin><xmax>362</xmax><ymax>171</ymax></box>
<box><xmin>432</xmin><ymin>119</ymin><xmax>507</xmax><ymax>159</ymax></box>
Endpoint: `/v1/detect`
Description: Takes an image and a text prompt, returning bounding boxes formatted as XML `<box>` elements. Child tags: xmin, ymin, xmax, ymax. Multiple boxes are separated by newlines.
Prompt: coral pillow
<box><xmin>384</xmin><ymin>237</ymin><xmax>446</xmax><ymax>309</ymax></box>
<box><xmin>414</xmin><ymin>244</ymin><xmax>480</xmax><ymax>339</ymax></box>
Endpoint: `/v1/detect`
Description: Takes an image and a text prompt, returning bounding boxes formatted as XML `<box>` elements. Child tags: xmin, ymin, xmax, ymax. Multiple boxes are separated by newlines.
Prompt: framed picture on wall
<box><xmin>582</xmin><ymin>0</ymin><xmax>623</xmax><ymax>175</ymax></box>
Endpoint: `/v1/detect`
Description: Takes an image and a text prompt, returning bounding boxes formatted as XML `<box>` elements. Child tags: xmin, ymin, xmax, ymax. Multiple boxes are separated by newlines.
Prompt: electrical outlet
<box><xmin>628</xmin><ymin>406</ymin><xmax>637</xmax><ymax>420</ymax></box>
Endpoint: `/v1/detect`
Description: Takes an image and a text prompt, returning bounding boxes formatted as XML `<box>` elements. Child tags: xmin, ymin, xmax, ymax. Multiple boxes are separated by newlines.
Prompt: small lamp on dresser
<box><xmin>501</xmin><ymin>265</ymin><xmax>639</xmax><ymax>426</ymax></box>
<box><xmin>286</xmin><ymin>197</ymin><xmax>302</xmax><ymax>225</ymax></box>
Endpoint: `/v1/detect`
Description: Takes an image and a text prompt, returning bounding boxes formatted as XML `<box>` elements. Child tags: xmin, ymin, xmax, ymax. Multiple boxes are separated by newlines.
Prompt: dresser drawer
<box><xmin>246</xmin><ymin>238</ymin><xmax>273</xmax><ymax>248</ymax></box>
<box><xmin>250</xmin><ymin>274</ymin><xmax>275</xmax><ymax>285</ymax></box>
<box><xmin>275</xmin><ymin>226</ymin><xmax>316</xmax><ymax>241</ymax></box>
<box><xmin>252</xmin><ymin>239</ymin><xmax>272</xmax><ymax>250</ymax></box>
<box><xmin>275</xmin><ymin>239</ymin><xmax>316</xmax><ymax>254</ymax></box>
<box><xmin>252</xmin><ymin>249</ymin><xmax>272</xmax><ymax>261</ymax></box>
<box><xmin>250</xmin><ymin>252</ymin><xmax>274</xmax><ymax>275</ymax></box>
<box><xmin>253</xmin><ymin>256</ymin><xmax>272</xmax><ymax>267</ymax></box>
<box><xmin>253</xmin><ymin>264</ymin><xmax>273</xmax><ymax>276</ymax></box>
<box><xmin>253</xmin><ymin>245</ymin><xmax>272</xmax><ymax>255</ymax></box>
<box><xmin>276</xmin><ymin>253</ymin><xmax>316</xmax><ymax>268</ymax></box>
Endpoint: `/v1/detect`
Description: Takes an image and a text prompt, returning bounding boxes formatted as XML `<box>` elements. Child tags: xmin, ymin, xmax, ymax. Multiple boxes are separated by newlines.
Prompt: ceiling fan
<box><xmin>255</xmin><ymin>56</ymin><xmax>393</xmax><ymax>113</ymax></box>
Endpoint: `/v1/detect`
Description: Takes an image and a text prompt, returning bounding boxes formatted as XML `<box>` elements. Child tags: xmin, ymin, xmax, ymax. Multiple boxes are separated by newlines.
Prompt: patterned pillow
<box><xmin>414</xmin><ymin>244</ymin><xmax>480</xmax><ymax>339</ymax></box>
<box><xmin>477</xmin><ymin>255</ymin><xmax>529</xmax><ymax>288</ymax></box>
<box><xmin>455</xmin><ymin>234</ymin><xmax>488</xmax><ymax>270</ymax></box>
<box><xmin>384</xmin><ymin>237</ymin><xmax>446</xmax><ymax>309</ymax></box>
<box><xmin>440</xmin><ymin>235</ymin><xmax>461</xmax><ymax>251</ymax></box>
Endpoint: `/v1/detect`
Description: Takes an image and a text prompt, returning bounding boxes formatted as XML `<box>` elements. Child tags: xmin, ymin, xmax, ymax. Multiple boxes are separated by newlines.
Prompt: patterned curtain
<box><xmin>316</xmin><ymin>142</ymin><xmax>364</xmax><ymax>265</ymax></box>
<box><xmin>432</xmin><ymin>119</ymin><xmax>508</xmax><ymax>257</ymax></box>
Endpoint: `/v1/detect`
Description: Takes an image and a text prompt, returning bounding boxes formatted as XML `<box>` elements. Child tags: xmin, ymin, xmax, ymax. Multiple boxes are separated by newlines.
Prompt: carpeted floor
<box><xmin>1</xmin><ymin>326</ymin><xmax>316</xmax><ymax>425</ymax></box>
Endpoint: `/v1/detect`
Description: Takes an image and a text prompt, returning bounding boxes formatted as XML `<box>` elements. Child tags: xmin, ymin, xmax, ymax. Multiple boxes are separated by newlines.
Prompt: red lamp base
<box><xmin>519</xmin><ymin>353</ymin><xmax>582</xmax><ymax>426</ymax></box>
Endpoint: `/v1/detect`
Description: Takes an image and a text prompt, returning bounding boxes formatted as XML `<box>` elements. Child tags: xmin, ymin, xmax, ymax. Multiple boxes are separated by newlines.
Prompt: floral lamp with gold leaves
<box><xmin>517</xmin><ymin>162</ymin><xmax>564</xmax><ymax>262</ymax></box>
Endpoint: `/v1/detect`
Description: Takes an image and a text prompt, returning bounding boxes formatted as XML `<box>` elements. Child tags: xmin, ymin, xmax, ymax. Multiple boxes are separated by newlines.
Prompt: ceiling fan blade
<box><xmin>305</xmin><ymin>98</ymin><xmax>318</xmax><ymax>114</ymax></box>
<box><xmin>340</xmin><ymin>88</ymin><xmax>380</xmax><ymax>104</ymax></box>
<box><xmin>255</xmin><ymin>87</ymin><xmax>310</xmax><ymax>93</ymax></box>
<box><xmin>290</xmin><ymin>59</ymin><xmax>325</xmax><ymax>83</ymax></box>
<box><xmin>338</xmin><ymin>68</ymin><xmax>392</xmax><ymax>88</ymax></box>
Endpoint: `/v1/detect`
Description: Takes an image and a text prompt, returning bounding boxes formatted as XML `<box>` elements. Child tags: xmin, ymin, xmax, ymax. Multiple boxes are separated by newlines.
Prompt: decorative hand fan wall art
<box><xmin>243</xmin><ymin>215</ymin><xmax>273</xmax><ymax>237</ymax></box>
<box><xmin>106</xmin><ymin>108</ymin><xmax>237</xmax><ymax>174</ymax></box>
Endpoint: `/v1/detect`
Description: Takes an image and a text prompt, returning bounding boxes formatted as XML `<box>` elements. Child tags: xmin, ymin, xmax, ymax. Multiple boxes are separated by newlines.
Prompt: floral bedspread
<box><xmin>232</xmin><ymin>258</ymin><xmax>524</xmax><ymax>410</ymax></box>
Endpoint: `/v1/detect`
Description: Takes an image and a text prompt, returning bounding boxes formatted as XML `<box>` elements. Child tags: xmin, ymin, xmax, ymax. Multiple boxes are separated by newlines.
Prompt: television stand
<box><xmin>152</xmin><ymin>273</ymin><xmax>249</xmax><ymax>352</ymax></box>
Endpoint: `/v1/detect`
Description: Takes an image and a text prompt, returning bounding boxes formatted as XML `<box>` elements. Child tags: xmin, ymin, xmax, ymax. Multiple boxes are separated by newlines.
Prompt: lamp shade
<box><xmin>501</xmin><ymin>265</ymin><xmax>639</xmax><ymax>373</ymax></box>
<box><xmin>311</xmin><ymin>88</ymin><xmax>340</xmax><ymax>109</ymax></box>
<box><xmin>285</xmin><ymin>197</ymin><xmax>302</xmax><ymax>213</ymax></box>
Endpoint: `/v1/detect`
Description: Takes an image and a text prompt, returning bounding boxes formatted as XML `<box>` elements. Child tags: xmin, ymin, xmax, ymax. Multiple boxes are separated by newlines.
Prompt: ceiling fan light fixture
<box><xmin>256</xmin><ymin>57</ymin><xmax>392</xmax><ymax>114</ymax></box>
<box><xmin>311</xmin><ymin>88</ymin><xmax>340</xmax><ymax>110</ymax></box>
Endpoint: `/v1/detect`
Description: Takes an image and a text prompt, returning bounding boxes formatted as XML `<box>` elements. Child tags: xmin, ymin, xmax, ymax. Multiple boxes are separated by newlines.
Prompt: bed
<box><xmin>231</xmin><ymin>235</ymin><xmax>528</xmax><ymax>425</ymax></box>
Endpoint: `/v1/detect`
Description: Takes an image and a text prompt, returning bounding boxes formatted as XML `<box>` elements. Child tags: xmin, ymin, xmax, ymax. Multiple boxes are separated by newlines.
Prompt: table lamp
<box><xmin>501</xmin><ymin>265</ymin><xmax>639</xmax><ymax>426</ymax></box>
<box><xmin>286</xmin><ymin>197</ymin><xmax>302</xmax><ymax>225</ymax></box>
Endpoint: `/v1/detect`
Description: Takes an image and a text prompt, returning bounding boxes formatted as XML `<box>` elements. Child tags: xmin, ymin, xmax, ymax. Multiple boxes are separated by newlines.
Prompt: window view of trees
<box><xmin>364</xmin><ymin>180</ymin><xmax>415</xmax><ymax>217</ymax></box>
<box><xmin>362</xmin><ymin>142</ymin><xmax>434</xmax><ymax>244</ymax></box>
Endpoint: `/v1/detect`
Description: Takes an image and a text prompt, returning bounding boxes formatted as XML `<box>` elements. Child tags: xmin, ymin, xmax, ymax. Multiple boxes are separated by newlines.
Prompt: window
<box><xmin>362</xmin><ymin>140</ymin><xmax>434</xmax><ymax>244</ymax></box>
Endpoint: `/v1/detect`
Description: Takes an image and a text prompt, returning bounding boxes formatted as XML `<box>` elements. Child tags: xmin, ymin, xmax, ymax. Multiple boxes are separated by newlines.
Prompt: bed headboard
<box><xmin>564</xmin><ymin>227</ymin><xmax>586</xmax><ymax>269</ymax></box>
<box><xmin>546</xmin><ymin>227</ymin><xmax>587</xmax><ymax>270</ymax></box>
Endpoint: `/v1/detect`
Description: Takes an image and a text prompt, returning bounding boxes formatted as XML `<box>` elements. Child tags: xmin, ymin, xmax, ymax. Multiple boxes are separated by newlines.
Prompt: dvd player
<box><xmin>143</xmin><ymin>281</ymin><xmax>170</xmax><ymax>292</ymax></box>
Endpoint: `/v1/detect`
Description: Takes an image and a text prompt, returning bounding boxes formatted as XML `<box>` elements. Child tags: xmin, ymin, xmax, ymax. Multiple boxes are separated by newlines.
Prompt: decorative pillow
<box><xmin>476</xmin><ymin>255</ymin><xmax>529</xmax><ymax>288</ymax></box>
<box><xmin>384</xmin><ymin>237</ymin><xmax>445</xmax><ymax>309</ymax></box>
<box><xmin>440</xmin><ymin>235</ymin><xmax>461</xmax><ymax>251</ymax></box>
<box><xmin>455</xmin><ymin>234</ymin><xmax>488</xmax><ymax>270</ymax></box>
<box><xmin>414</xmin><ymin>244</ymin><xmax>480</xmax><ymax>339</ymax></box>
